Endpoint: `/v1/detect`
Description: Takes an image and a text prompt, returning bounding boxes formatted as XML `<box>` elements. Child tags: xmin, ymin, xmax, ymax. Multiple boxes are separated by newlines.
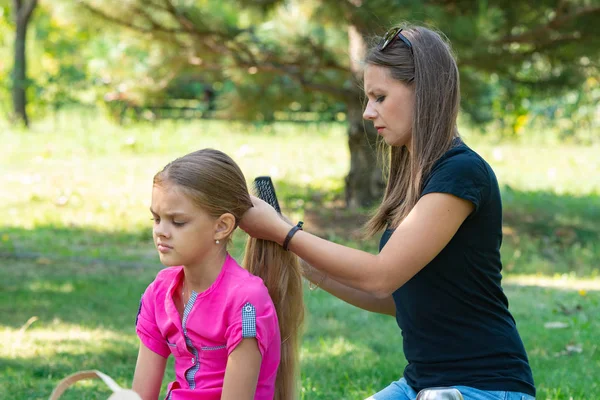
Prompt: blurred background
<box><xmin>1</xmin><ymin>1</ymin><xmax>599</xmax><ymax>399</ymax></box>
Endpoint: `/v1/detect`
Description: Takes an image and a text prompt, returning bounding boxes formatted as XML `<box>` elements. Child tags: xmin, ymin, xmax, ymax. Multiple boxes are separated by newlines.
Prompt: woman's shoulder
<box><xmin>430</xmin><ymin>140</ymin><xmax>494</xmax><ymax>181</ymax></box>
<box><xmin>439</xmin><ymin>140</ymin><xmax>489</xmax><ymax>166</ymax></box>
<box><xmin>421</xmin><ymin>140</ymin><xmax>498</xmax><ymax>208</ymax></box>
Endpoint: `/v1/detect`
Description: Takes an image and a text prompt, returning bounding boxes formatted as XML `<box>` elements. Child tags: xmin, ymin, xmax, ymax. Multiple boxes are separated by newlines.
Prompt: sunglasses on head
<box><xmin>378</xmin><ymin>27</ymin><xmax>413</xmax><ymax>52</ymax></box>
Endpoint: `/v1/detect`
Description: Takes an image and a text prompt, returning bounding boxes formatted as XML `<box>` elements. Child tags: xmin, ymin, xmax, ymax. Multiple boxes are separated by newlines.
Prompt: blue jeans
<box><xmin>366</xmin><ymin>378</ymin><xmax>535</xmax><ymax>400</ymax></box>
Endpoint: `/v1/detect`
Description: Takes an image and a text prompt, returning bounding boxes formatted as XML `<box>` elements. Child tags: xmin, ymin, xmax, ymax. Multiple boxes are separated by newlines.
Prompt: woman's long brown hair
<box><xmin>154</xmin><ymin>148</ymin><xmax>304</xmax><ymax>399</ymax></box>
<box><xmin>364</xmin><ymin>25</ymin><xmax>461</xmax><ymax>236</ymax></box>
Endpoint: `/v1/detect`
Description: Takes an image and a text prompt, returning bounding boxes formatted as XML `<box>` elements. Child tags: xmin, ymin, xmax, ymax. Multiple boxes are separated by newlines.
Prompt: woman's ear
<box><xmin>214</xmin><ymin>213</ymin><xmax>236</xmax><ymax>241</ymax></box>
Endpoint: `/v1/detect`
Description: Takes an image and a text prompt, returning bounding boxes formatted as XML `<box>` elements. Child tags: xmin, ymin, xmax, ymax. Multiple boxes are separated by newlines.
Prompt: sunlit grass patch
<box><xmin>505</xmin><ymin>274</ymin><xmax>600</xmax><ymax>291</ymax></box>
<box><xmin>2</xmin><ymin>115</ymin><xmax>600</xmax><ymax>399</ymax></box>
<box><xmin>1</xmin><ymin>322</ymin><xmax>135</xmax><ymax>360</ymax></box>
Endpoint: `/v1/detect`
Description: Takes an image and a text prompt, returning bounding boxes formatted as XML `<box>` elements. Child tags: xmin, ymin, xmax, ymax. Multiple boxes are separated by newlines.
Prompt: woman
<box><xmin>240</xmin><ymin>25</ymin><xmax>535</xmax><ymax>400</ymax></box>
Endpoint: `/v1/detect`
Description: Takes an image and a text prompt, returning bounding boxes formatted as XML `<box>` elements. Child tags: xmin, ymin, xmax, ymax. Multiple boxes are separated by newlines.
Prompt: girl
<box><xmin>240</xmin><ymin>25</ymin><xmax>536</xmax><ymax>400</ymax></box>
<box><xmin>133</xmin><ymin>149</ymin><xmax>304</xmax><ymax>400</ymax></box>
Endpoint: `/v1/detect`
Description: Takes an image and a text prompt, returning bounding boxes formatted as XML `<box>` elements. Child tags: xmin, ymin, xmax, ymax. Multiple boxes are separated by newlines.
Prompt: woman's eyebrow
<box><xmin>366</xmin><ymin>88</ymin><xmax>384</xmax><ymax>96</ymax></box>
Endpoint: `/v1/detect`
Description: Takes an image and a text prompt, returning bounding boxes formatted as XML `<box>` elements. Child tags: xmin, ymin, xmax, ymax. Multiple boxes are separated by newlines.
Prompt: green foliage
<box><xmin>28</xmin><ymin>6</ymin><xmax>91</xmax><ymax>111</ymax></box>
<box><xmin>75</xmin><ymin>0</ymin><xmax>600</xmax><ymax>137</ymax></box>
<box><xmin>429</xmin><ymin>0</ymin><xmax>600</xmax><ymax>135</ymax></box>
<box><xmin>2</xmin><ymin>0</ymin><xmax>599</xmax><ymax>137</ymax></box>
<box><xmin>0</xmin><ymin>4</ymin><xmax>13</xmax><ymax>117</ymax></box>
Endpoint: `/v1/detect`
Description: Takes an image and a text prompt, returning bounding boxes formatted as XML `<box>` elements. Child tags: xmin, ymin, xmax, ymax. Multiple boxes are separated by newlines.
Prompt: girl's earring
<box><xmin>215</xmin><ymin>239</ymin><xmax>220</xmax><ymax>244</ymax></box>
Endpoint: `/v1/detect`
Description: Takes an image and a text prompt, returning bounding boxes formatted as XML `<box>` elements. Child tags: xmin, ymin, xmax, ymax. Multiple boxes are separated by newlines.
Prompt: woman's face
<box><xmin>363</xmin><ymin>64</ymin><xmax>415</xmax><ymax>148</ymax></box>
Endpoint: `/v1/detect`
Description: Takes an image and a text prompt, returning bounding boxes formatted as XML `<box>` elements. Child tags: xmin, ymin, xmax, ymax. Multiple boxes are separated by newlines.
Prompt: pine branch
<box><xmin>78</xmin><ymin>1</ymin><xmax>184</xmax><ymax>34</ymax></box>
<box><xmin>498</xmin><ymin>5</ymin><xmax>600</xmax><ymax>45</ymax></box>
<box><xmin>79</xmin><ymin>0</ymin><xmax>351</xmax><ymax>97</ymax></box>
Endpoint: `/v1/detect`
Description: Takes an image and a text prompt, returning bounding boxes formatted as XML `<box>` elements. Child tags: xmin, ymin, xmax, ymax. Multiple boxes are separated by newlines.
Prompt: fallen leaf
<box><xmin>555</xmin><ymin>343</ymin><xmax>583</xmax><ymax>357</ymax></box>
<box><xmin>544</xmin><ymin>321</ymin><xmax>569</xmax><ymax>329</ymax></box>
<box><xmin>557</xmin><ymin>302</ymin><xmax>583</xmax><ymax>315</ymax></box>
<box><xmin>566</xmin><ymin>344</ymin><xmax>583</xmax><ymax>354</ymax></box>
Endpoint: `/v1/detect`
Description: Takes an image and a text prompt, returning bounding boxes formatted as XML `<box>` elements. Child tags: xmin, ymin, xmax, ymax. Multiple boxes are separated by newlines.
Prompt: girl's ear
<box><xmin>214</xmin><ymin>213</ymin><xmax>236</xmax><ymax>241</ymax></box>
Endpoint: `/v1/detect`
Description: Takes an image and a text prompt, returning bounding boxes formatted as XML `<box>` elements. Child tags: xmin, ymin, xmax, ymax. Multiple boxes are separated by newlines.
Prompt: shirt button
<box><xmin>245</xmin><ymin>305</ymin><xmax>252</xmax><ymax>312</ymax></box>
<box><xmin>191</xmin><ymin>358</ymin><xmax>195</xmax><ymax>364</ymax></box>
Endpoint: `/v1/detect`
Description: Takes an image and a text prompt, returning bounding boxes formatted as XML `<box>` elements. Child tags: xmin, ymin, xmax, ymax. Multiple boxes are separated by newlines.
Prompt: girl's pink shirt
<box><xmin>136</xmin><ymin>254</ymin><xmax>281</xmax><ymax>400</ymax></box>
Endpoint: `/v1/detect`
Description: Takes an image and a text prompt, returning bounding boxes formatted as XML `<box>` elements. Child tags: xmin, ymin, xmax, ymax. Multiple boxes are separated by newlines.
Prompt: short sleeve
<box><xmin>421</xmin><ymin>152</ymin><xmax>490</xmax><ymax>215</ymax></box>
<box><xmin>135</xmin><ymin>282</ymin><xmax>170</xmax><ymax>358</ymax></box>
<box><xmin>224</xmin><ymin>283</ymin><xmax>279</xmax><ymax>357</ymax></box>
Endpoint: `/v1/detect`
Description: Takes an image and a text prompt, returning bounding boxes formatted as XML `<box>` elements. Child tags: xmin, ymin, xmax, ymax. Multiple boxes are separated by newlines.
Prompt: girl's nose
<box><xmin>154</xmin><ymin>222</ymin><xmax>170</xmax><ymax>238</ymax></box>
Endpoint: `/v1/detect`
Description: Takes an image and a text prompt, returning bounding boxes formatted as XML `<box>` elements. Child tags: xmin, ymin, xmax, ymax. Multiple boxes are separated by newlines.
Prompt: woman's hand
<box><xmin>240</xmin><ymin>196</ymin><xmax>291</xmax><ymax>244</ymax></box>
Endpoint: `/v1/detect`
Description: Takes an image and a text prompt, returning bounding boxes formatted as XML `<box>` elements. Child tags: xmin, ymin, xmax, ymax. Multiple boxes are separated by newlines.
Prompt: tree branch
<box><xmin>22</xmin><ymin>0</ymin><xmax>37</xmax><ymax>20</ymax></box>
<box><xmin>13</xmin><ymin>0</ymin><xmax>37</xmax><ymax>24</ymax></box>
<box><xmin>498</xmin><ymin>5</ymin><xmax>600</xmax><ymax>45</ymax></box>
<box><xmin>298</xmin><ymin>79</ymin><xmax>354</xmax><ymax>98</ymax></box>
<box><xmin>78</xmin><ymin>1</ymin><xmax>184</xmax><ymax>34</ymax></box>
<box><xmin>11</xmin><ymin>0</ymin><xmax>20</xmax><ymax>22</ymax></box>
<box><xmin>160</xmin><ymin>0</ymin><xmax>245</xmax><ymax>55</ymax></box>
<box><xmin>526</xmin><ymin>33</ymin><xmax>590</xmax><ymax>56</ymax></box>
<box><xmin>130</xmin><ymin>4</ymin><xmax>176</xmax><ymax>33</ymax></box>
<box><xmin>79</xmin><ymin>0</ymin><xmax>351</xmax><ymax>98</ymax></box>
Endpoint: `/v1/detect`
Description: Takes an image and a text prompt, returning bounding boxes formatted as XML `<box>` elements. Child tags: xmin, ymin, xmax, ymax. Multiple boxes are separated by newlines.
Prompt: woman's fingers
<box><xmin>240</xmin><ymin>195</ymin><xmax>293</xmax><ymax>242</ymax></box>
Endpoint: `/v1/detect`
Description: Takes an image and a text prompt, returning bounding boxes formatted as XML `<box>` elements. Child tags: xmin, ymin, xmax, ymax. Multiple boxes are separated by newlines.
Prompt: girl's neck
<box><xmin>182</xmin><ymin>250</ymin><xmax>228</xmax><ymax>293</ymax></box>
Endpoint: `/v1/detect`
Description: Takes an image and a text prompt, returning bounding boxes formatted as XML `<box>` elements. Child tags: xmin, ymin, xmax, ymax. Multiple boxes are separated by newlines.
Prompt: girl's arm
<box><xmin>132</xmin><ymin>343</ymin><xmax>168</xmax><ymax>400</ymax></box>
<box><xmin>302</xmin><ymin>260</ymin><xmax>396</xmax><ymax>316</ymax></box>
<box><xmin>221</xmin><ymin>338</ymin><xmax>262</xmax><ymax>400</ymax></box>
<box><xmin>241</xmin><ymin>192</ymin><xmax>474</xmax><ymax>299</ymax></box>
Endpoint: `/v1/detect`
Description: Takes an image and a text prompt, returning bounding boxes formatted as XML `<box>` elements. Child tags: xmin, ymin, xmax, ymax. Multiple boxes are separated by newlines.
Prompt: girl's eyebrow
<box><xmin>149</xmin><ymin>208</ymin><xmax>188</xmax><ymax>217</ymax></box>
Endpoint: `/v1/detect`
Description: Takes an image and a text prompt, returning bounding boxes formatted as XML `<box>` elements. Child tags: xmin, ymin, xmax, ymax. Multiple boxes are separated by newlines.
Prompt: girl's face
<box><xmin>363</xmin><ymin>64</ymin><xmax>415</xmax><ymax>148</ymax></box>
<box><xmin>150</xmin><ymin>184</ymin><xmax>219</xmax><ymax>269</ymax></box>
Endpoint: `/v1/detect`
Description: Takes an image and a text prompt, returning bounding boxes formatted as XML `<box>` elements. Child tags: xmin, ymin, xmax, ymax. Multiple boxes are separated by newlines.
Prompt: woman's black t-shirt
<box><xmin>379</xmin><ymin>140</ymin><xmax>535</xmax><ymax>396</ymax></box>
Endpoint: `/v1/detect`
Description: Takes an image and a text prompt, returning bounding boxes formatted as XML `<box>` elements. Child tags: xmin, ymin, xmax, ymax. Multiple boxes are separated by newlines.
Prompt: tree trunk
<box><xmin>11</xmin><ymin>0</ymin><xmax>38</xmax><ymax>128</ymax></box>
<box><xmin>344</xmin><ymin>24</ymin><xmax>384</xmax><ymax>208</ymax></box>
<box><xmin>345</xmin><ymin>94</ymin><xmax>384</xmax><ymax>208</ymax></box>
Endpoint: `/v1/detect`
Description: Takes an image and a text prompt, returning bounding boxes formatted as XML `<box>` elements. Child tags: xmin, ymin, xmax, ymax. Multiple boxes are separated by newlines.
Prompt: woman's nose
<box><xmin>363</xmin><ymin>102</ymin><xmax>376</xmax><ymax>120</ymax></box>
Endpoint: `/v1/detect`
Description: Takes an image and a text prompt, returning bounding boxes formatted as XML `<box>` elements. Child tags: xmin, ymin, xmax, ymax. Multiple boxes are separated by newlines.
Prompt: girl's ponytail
<box><xmin>243</xmin><ymin>238</ymin><xmax>304</xmax><ymax>400</ymax></box>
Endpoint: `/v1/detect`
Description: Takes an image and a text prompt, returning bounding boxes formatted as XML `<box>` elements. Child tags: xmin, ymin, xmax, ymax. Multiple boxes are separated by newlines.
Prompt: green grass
<box><xmin>1</xmin><ymin>114</ymin><xmax>599</xmax><ymax>399</ymax></box>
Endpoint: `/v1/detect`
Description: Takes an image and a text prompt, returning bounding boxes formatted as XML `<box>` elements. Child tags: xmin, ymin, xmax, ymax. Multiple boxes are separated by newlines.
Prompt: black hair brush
<box><xmin>253</xmin><ymin>176</ymin><xmax>281</xmax><ymax>214</ymax></box>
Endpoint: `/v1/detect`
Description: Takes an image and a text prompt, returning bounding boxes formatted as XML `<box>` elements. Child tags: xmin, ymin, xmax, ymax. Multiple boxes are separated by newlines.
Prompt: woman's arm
<box><xmin>241</xmin><ymin>192</ymin><xmax>473</xmax><ymax>299</ymax></box>
<box><xmin>132</xmin><ymin>343</ymin><xmax>167</xmax><ymax>400</ymax></box>
<box><xmin>221</xmin><ymin>338</ymin><xmax>262</xmax><ymax>400</ymax></box>
<box><xmin>275</xmin><ymin>214</ymin><xmax>395</xmax><ymax>315</ymax></box>
<box><xmin>301</xmin><ymin>259</ymin><xmax>396</xmax><ymax>316</ymax></box>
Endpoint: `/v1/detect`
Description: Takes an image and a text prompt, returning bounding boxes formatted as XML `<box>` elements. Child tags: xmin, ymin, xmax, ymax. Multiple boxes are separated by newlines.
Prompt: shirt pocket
<box><xmin>200</xmin><ymin>345</ymin><xmax>228</xmax><ymax>373</ymax></box>
<box><xmin>166</xmin><ymin>337</ymin><xmax>183</xmax><ymax>357</ymax></box>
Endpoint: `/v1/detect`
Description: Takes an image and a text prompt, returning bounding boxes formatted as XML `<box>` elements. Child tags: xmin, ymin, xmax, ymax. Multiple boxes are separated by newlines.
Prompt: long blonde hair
<box><xmin>154</xmin><ymin>148</ymin><xmax>304</xmax><ymax>399</ymax></box>
<box><xmin>364</xmin><ymin>25</ymin><xmax>461</xmax><ymax>236</ymax></box>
